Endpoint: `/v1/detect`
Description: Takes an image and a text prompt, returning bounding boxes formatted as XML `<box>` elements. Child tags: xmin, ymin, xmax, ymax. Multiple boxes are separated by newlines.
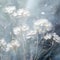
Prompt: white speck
<box><xmin>41</xmin><ymin>12</ymin><xmax>45</xmax><ymax>15</ymax></box>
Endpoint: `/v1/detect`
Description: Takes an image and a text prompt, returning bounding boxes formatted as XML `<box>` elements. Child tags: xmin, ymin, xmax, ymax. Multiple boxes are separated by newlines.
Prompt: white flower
<box><xmin>6</xmin><ymin>40</ymin><xmax>20</xmax><ymax>52</ymax></box>
<box><xmin>44</xmin><ymin>33</ymin><xmax>52</xmax><ymax>40</ymax></box>
<box><xmin>0</xmin><ymin>38</ymin><xmax>7</xmax><ymax>51</ymax></box>
<box><xmin>4</xmin><ymin>6</ymin><xmax>16</xmax><ymax>14</ymax></box>
<box><xmin>6</xmin><ymin>43</ymin><xmax>12</xmax><ymax>52</ymax></box>
<box><xmin>34</xmin><ymin>19</ymin><xmax>53</xmax><ymax>33</ymax></box>
<box><xmin>53</xmin><ymin>33</ymin><xmax>60</xmax><ymax>43</ymax></box>
<box><xmin>11</xmin><ymin>40</ymin><xmax>20</xmax><ymax>47</ymax></box>
<box><xmin>17</xmin><ymin>8</ymin><xmax>30</xmax><ymax>17</ymax></box>
<box><xmin>13</xmin><ymin>26</ymin><xmax>21</xmax><ymax>35</ymax></box>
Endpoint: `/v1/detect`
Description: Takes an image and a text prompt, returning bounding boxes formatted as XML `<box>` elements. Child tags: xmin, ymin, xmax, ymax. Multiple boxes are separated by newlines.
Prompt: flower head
<box><xmin>4</xmin><ymin>6</ymin><xmax>16</xmax><ymax>14</ymax></box>
<box><xmin>6</xmin><ymin>40</ymin><xmax>20</xmax><ymax>52</ymax></box>
<box><xmin>34</xmin><ymin>19</ymin><xmax>53</xmax><ymax>33</ymax></box>
<box><xmin>17</xmin><ymin>8</ymin><xmax>30</xmax><ymax>17</ymax></box>
<box><xmin>0</xmin><ymin>38</ymin><xmax>7</xmax><ymax>51</ymax></box>
<box><xmin>44</xmin><ymin>33</ymin><xmax>52</xmax><ymax>40</ymax></box>
<box><xmin>13</xmin><ymin>26</ymin><xmax>21</xmax><ymax>35</ymax></box>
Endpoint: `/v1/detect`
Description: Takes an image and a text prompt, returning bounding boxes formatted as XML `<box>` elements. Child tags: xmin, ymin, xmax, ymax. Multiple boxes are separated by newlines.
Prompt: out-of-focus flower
<box><xmin>17</xmin><ymin>8</ymin><xmax>30</xmax><ymax>17</ymax></box>
<box><xmin>0</xmin><ymin>38</ymin><xmax>7</xmax><ymax>51</ymax></box>
<box><xmin>53</xmin><ymin>33</ymin><xmax>60</xmax><ymax>43</ymax></box>
<box><xmin>13</xmin><ymin>26</ymin><xmax>21</xmax><ymax>35</ymax></box>
<box><xmin>10</xmin><ymin>40</ymin><xmax>20</xmax><ymax>52</ymax></box>
<box><xmin>6</xmin><ymin>43</ymin><xmax>12</xmax><ymax>52</ymax></box>
<box><xmin>13</xmin><ymin>25</ymin><xmax>29</xmax><ymax>35</ymax></box>
<box><xmin>44</xmin><ymin>33</ymin><xmax>52</xmax><ymax>40</ymax></box>
<box><xmin>4</xmin><ymin>6</ymin><xmax>16</xmax><ymax>14</ymax></box>
<box><xmin>6</xmin><ymin>40</ymin><xmax>20</xmax><ymax>52</ymax></box>
<box><xmin>34</xmin><ymin>19</ymin><xmax>53</xmax><ymax>33</ymax></box>
<box><xmin>11</xmin><ymin>40</ymin><xmax>20</xmax><ymax>47</ymax></box>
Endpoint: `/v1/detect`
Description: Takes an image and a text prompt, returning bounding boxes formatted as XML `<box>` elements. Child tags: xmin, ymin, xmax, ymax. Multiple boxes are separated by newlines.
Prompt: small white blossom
<box><xmin>6</xmin><ymin>43</ymin><xmax>12</xmax><ymax>52</ymax></box>
<box><xmin>34</xmin><ymin>19</ymin><xmax>53</xmax><ymax>33</ymax></box>
<box><xmin>11</xmin><ymin>40</ymin><xmax>20</xmax><ymax>47</ymax></box>
<box><xmin>53</xmin><ymin>33</ymin><xmax>60</xmax><ymax>43</ymax></box>
<box><xmin>44</xmin><ymin>33</ymin><xmax>52</xmax><ymax>40</ymax></box>
<box><xmin>13</xmin><ymin>26</ymin><xmax>21</xmax><ymax>35</ymax></box>
<box><xmin>0</xmin><ymin>38</ymin><xmax>7</xmax><ymax>51</ymax></box>
<box><xmin>17</xmin><ymin>8</ymin><xmax>30</xmax><ymax>17</ymax></box>
<box><xmin>4</xmin><ymin>6</ymin><xmax>16</xmax><ymax>14</ymax></box>
<box><xmin>6</xmin><ymin>40</ymin><xmax>20</xmax><ymax>52</ymax></box>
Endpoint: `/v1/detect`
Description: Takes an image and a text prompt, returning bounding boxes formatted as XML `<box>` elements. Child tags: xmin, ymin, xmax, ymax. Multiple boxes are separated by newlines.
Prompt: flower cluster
<box><xmin>0</xmin><ymin>39</ymin><xmax>7</xmax><ymax>51</ymax></box>
<box><xmin>4</xmin><ymin>6</ymin><xmax>16</xmax><ymax>14</ymax></box>
<box><xmin>6</xmin><ymin>40</ymin><xmax>20</xmax><ymax>52</ymax></box>
<box><xmin>34</xmin><ymin>19</ymin><xmax>53</xmax><ymax>34</ymax></box>
<box><xmin>13</xmin><ymin>24</ymin><xmax>29</xmax><ymax>36</ymax></box>
<box><xmin>4</xmin><ymin>6</ymin><xmax>30</xmax><ymax>17</ymax></box>
<box><xmin>44</xmin><ymin>33</ymin><xmax>52</xmax><ymax>40</ymax></box>
<box><xmin>0</xmin><ymin>38</ymin><xmax>20</xmax><ymax>52</ymax></box>
<box><xmin>43</xmin><ymin>33</ymin><xmax>60</xmax><ymax>43</ymax></box>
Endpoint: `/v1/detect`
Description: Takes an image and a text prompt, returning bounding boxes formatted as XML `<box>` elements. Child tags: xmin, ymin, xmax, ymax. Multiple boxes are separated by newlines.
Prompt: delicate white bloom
<box><xmin>53</xmin><ymin>33</ymin><xmax>60</xmax><ymax>43</ymax></box>
<box><xmin>23</xmin><ymin>10</ymin><xmax>30</xmax><ymax>17</ymax></box>
<box><xmin>10</xmin><ymin>40</ymin><xmax>20</xmax><ymax>52</ymax></box>
<box><xmin>6</xmin><ymin>40</ymin><xmax>20</xmax><ymax>52</ymax></box>
<box><xmin>4</xmin><ymin>6</ymin><xmax>16</xmax><ymax>14</ymax></box>
<box><xmin>11</xmin><ymin>40</ymin><xmax>20</xmax><ymax>47</ymax></box>
<box><xmin>6</xmin><ymin>43</ymin><xmax>12</xmax><ymax>52</ymax></box>
<box><xmin>44</xmin><ymin>33</ymin><xmax>52</xmax><ymax>40</ymax></box>
<box><xmin>13</xmin><ymin>26</ymin><xmax>21</xmax><ymax>35</ymax></box>
<box><xmin>17</xmin><ymin>8</ymin><xmax>30</xmax><ymax>17</ymax></box>
<box><xmin>0</xmin><ymin>38</ymin><xmax>7</xmax><ymax>51</ymax></box>
<box><xmin>34</xmin><ymin>19</ymin><xmax>53</xmax><ymax>33</ymax></box>
<box><xmin>17</xmin><ymin>9</ymin><xmax>24</xmax><ymax>16</ymax></box>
